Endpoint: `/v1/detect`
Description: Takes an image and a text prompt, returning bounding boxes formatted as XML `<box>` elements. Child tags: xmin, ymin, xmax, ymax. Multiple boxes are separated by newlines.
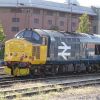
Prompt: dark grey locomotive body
<box><xmin>35</xmin><ymin>29</ymin><xmax>100</xmax><ymax>64</ymax></box>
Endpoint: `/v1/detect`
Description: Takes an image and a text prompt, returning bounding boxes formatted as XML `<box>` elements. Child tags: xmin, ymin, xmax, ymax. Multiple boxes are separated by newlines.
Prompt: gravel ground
<box><xmin>49</xmin><ymin>93</ymin><xmax>100</xmax><ymax>100</ymax></box>
<box><xmin>1</xmin><ymin>74</ymin><xmax>100</xmax><ymax>92</ymax></box>
<box><xmin>16</xmin><ymin>85</ymin><xmax>100</xmax><ymax>100</ymax></box>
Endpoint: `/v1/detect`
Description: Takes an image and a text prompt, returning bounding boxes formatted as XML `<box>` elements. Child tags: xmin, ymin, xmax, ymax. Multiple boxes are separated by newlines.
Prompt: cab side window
<box><xmin>32</xmin><ymin>31</ymin><xmax>42</xmax><ymax>44</ymax></box>
<box><xmin>23</xmin><ymin>30</ymin><xmax>32</xmax><ymax>38</ymax></box>
<box><xmin>15</xmin><ymin>31</ymin><xmax>24</xmax><ymax>38</ymax></box>
<box><xmin>15</xmin><ymin>30</ymin><xmax>42</xmax><ymax>44</ymax></box>
<box><xmin>32</xmin><ymin>31</ymin><xmax>40</xmax><ymax>41</ymax></box>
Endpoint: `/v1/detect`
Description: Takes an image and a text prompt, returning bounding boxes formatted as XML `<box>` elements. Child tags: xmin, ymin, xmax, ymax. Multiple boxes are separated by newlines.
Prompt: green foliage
<box><xmin>50</xmin><ymin>25</ymin><xmax>59</xmax><ymax>31</ymax></box>
<box><xmin>76</xmin><ymin>13</ymin><xmax>90</xmax><ymax>33</ymax></box>
<box><xmin>0</xmin><ymin>46</ymin><xmax>4</xmax><ymax>59</ymax></box>
<box><xmin>0</xmin><ymin>23</ymin><xmax>5</xmax><ymax>42</ymax></box>
<box><xmin>0</xmin><ymin>23</ymin><xmax>5</xmax><ymax>59</ymax></box>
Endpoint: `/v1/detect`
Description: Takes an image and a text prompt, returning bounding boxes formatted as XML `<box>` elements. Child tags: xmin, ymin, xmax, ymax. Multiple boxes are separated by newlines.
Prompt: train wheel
<box><xmin>51</xmin><ymin>66</ymin><xmax>55</xmax><ymax>76</ymax></box>
<box><xmin>51</xmin><ymin>66</ymin><xmax>59</xmax><ymax>75</ymax></box>
<box><xmin>73</xmin><ymin>64</ymin><xmax>77</xmax><ymax>73</ymax></box>
<box><xmin>92</xmin><ymin>64</ymin><xmax>98</xmax><ymax>72</ymax></box>
<box><xmin>58</xmin><ymin>65</ymin><xmax>63</xmax><ymax>74</ymax></box>
<box><xmin>40</xmin><ymin>66</ymin><xmax>46</xmax><ymax>77</ymax></box>
<box><xmin>86</xmin><ymin>65</ymin><xmax>92</xmax><ymax>73</ymax></box>
<box><xmin>77</xmin><ymin>65</ymin><xmax>81</xmax><ymax>73</ymax></box>
<box><xmin>95</xmin><ymin>64</ymin><xmax>99</xmax><ymax>72</ymax></box>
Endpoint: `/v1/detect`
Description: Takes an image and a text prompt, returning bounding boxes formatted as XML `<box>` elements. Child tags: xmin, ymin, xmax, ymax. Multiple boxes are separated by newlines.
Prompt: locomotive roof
<box><xmin>80</xmin><ymin>34</ymin><xmax>100</xmax><ymax>43</ymax></box>
<box><xmin>34</xmin><ymin>29</ymin><xmax>100</xmax><ymax>43</ymax></box>
<box><xmin>34</xmin><ymin>29</ymin><xmax>95</xmax><ymax>38</ymax></box>
<box><xmin>15</xmin><ymin>29</ymin><xmax>100</xmax><ymax>44</ymax></box>
<box><xmin>34</xmin><ymin>29</ymin><xmax>64</xmax><ymax>37</ymax></box>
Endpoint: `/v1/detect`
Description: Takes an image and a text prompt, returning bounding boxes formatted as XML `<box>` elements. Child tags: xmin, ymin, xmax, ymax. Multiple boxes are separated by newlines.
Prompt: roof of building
<box><xmin>0</xmin><ymin>0</ymin><xmax>96</xmax><ymax>16</ymax></box>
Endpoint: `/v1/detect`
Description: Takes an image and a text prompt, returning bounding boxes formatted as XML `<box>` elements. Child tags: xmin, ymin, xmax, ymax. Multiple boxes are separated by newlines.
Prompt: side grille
<box><xmin>33</xmin><ymin>46</ymin><xmax>40</xmax><ymax>59</ymax></box>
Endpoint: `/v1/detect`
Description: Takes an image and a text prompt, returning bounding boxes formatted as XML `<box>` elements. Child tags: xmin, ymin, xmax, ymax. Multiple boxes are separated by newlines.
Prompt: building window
<box><xmin>33</xmin><ymin>9</ymin><xmax>40</xmax><ymax>14</ymax></box>
<box><xmin>12</xmin><ymin>27</ymin><xmax>19</xmax><ymax>32</ymax></box>
<box><xmin>47</xmin><ymin>10</ymin><xmax>53</xmax><ymax>16</ymax></box>
<box><xmin>59</xmin><ymin>12</ymin><xmax>66</xmax><ymax>17</ymax></box>
<box><xmin>60</xmin><ymin>21</ymin><xmax>64</xmax><ymax>26</ymax></box>
<box><xmin>34</xmin><ymin>18</ymin><xmax>39</xmax><ymax>24</ymax></box>
<box><xmin>48</xmin><ymin>20</ymin><xmax>52</xmax><ymax>25</ymax></box>
<box><xmin>12</xmin><ymin>18</ymin><xmax>20</xmax><ymax>22</ymax></box>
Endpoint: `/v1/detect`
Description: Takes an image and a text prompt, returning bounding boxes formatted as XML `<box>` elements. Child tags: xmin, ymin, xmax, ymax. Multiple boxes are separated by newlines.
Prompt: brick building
<box><xmin>0</xmin><ymin>0</ymin><xmax>97</xmax><ymax>39</ymax></box>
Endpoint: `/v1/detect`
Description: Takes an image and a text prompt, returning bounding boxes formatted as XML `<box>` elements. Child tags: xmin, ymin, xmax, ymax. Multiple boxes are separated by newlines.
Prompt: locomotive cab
<box><xmin>4</xmin><ymin>29</ymin><xmax>47</xmax><ymax>76</ymax></box>
<box><xmin>15</xmin><ymin>29</ymin><xmax>48</xmax><ymax>64</ymax></box>
<box><xmin>15</xmin><ymin>29</ymin><xmax>42</xmax><ymax>44</ymax></box>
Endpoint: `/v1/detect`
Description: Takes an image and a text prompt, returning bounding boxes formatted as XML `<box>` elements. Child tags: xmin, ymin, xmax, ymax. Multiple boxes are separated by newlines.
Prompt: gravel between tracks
<box><xmin>0</xmin><ymin>75</ymin><xmax>100</xmax><ymax>100</ymax></box>
<box><xmin>1</xmin><ymin>74</ymin><xmax>100</xmax><ymax>91</ymax></box>
<box><xmin>12</xmin><ymin>85</ymin><xmax>100</xmax><ymax>100</ymax></box>
<box><xmin>1</xmin><ymin>74</ymin><xmax>100</xmax><ymax>100</ymax></box>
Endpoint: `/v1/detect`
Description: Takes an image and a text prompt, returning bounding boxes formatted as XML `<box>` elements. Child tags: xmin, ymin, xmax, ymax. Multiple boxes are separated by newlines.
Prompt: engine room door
<box><xmin>42</xmin><ymin>36</ymin><xmax>50</xmax><ymax>57</ymax></box>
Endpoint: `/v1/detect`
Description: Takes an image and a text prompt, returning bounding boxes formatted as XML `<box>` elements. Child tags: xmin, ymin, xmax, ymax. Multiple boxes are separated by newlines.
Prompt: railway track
<box><xmin>0</xmin><ymin>67</ymin><xmax>4</xmax><ymax>74</ymax></box>
<box><xmin>0</xmin><ymin>73</ymin><xmax>100</xmax><ymax>99</ymax></box>
<box><xmin>0</xmin><ymin>73</ymin><xmax>100</xmax><ymax>88</ymax></box>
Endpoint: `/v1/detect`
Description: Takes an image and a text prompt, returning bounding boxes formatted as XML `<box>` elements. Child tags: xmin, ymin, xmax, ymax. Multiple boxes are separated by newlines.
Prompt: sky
<box><xmin>46</xmin><ymin>0</ymin><xmax>100</xmax><ymax>7</ymax></box>
<box><xmin>0</xmin><ymin>0</ymin><xmax>100</xmax><ymax>7</ymax></box>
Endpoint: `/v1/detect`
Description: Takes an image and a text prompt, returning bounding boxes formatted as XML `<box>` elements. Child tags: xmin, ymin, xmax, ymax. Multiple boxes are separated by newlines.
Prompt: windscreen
<box><xmin>15</xmin><ymin>30</ymin><xmax>42</xmax><ymax>44</ymax></box>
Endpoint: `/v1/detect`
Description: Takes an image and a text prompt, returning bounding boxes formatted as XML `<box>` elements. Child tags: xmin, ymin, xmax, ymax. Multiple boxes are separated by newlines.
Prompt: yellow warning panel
<box><xmin>4</xmin><ymin>66</ymin><xmax>11</xmax><ymax>75</ymax></box>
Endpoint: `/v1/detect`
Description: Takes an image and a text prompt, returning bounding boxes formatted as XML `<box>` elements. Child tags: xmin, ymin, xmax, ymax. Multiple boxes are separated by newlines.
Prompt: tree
<box><xmin>76</xmin><ymin>13</ymin><xmax>90</xmax><ymax>33</ymax></box>
<box><xmin>50</xmin><ymin>25</ymin><xmax>59</xmax><ymax>31</ymax></box>
<box><xmin>0</xmin><ymin>23</ymin><xmax>5</xmax><ymax>42</ymax></box>
<box><xmin>0</xmin><ymin>23</ymin><xmax>5</xmax><ymax>59</ymax></box>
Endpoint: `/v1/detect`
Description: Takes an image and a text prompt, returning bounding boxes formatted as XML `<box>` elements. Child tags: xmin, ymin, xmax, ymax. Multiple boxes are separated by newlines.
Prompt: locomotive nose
<box><xmin>4</xmin><ymin>38</ymin><xmax>33</xmax><ymax>62</ymax></box>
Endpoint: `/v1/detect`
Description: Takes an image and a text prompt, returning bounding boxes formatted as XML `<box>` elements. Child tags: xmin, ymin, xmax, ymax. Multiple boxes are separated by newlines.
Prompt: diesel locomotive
<box><xmin>3</xmin><ymin>28</ymin><xmax>100</xmax><ymax>76</ymax></box>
